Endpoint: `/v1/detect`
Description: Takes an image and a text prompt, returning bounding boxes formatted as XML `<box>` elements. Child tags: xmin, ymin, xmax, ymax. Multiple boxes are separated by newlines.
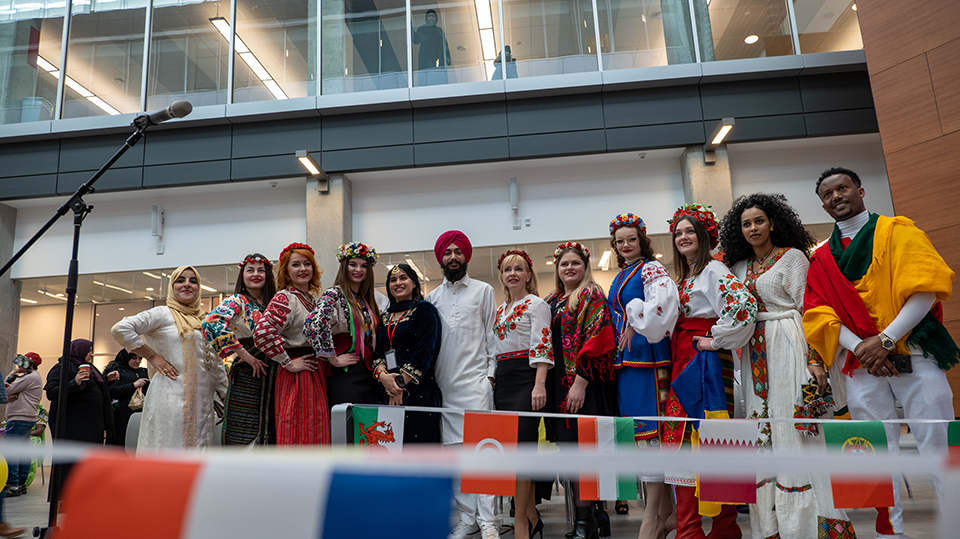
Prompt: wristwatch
<box><xmin>878</xmin><ymin>332</ymin><xmax>896</xmax><ymax>351</ymax></box>
<box><xmin>395</xmin><ymin>375</ymin><xmax>406</xmax><ymax>389</ymax></box>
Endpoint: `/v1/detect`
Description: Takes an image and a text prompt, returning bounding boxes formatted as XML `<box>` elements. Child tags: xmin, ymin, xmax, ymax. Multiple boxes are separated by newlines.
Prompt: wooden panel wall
<box><xmin>857</xmin><ymin>0</ymin><xmax>960</xmax><ymax>416</ymax></box>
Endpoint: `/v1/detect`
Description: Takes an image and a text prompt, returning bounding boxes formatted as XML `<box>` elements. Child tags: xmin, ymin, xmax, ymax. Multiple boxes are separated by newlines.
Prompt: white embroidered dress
<box><xmin>733</xmin><ymin>248</ymin><xmax>853</xmax><ymax>539</ymax></box>
<box><xmin>112</xmin><ymin>307</ymin><xmax>227</xmax><ymax>452</ymax></box>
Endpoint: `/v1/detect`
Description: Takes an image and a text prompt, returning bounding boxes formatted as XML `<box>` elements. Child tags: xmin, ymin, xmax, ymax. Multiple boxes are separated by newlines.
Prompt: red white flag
<box><xmin>461</xmin><ymin>411</ymin><xmax>519</xmax><ymax>496</ymax></box>
<box><xmin>698</xmin><ymin>419</ymin><xmax>758</xmax><ymax>504</ymax></box>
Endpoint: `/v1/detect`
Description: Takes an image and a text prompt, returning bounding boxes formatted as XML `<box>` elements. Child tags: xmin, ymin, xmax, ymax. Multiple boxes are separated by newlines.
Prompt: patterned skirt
<box><xmin>222</xmin><ymin>339</ymin><xmax>276</xmax><ymax>446</ymax></box>
<box><xmin>275</xmin><ymin>346</ymin><xmax>330</xmax><ymax>445</ymax></box>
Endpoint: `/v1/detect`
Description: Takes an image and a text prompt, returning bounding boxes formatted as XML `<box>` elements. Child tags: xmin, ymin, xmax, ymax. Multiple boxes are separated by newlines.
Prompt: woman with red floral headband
<box><xmin>544</xmin><ymin>241</ymin><xmax>617</xmax><ymax>539</ymax></box>
<box><xmin>607</xmin><ymin>213</ymin><xmax>679</xmax><ymax>539</ymax></box>
<box><xmin>203</xmin><ymin>253</ymin><xmax>277</xmax><ymax>445</ymax></box>
<box><xmin>305</xmin><ymin>242</ymin><xmax>381</xmax><ymax>410</ymax></box>
<box><xmin>253</xmin><ymin>242</ymin><xmax>326</xmax><ymax>445</ymax></box>
<box><xmin>494</xmin><ymin>249</ymin><xmax>553</xmax><ymax>539</ymax></box>
<box><xmin>664</xmin><ymin>204</ymin><xmax>757</xmax><ymax>539</ymax></box>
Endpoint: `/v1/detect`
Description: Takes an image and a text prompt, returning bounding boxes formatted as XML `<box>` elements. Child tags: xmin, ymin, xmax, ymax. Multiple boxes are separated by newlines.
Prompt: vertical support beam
<box><xmin>406</xmin><ymin>0</ymin><xmax>412</xmax><ymax>88</ymax></box>
<box><xmin>54</xmin><ymin>0</ymin><xmax>74</xmax><ymax>120</ymax></box>
<box><xmin>227</xmin><ymin>0</ymin><xmax>237</xmax><ymax>103</ymax></box>
<box><xmin>306</xmin><ymin>173</ymin><xmax>352</xmax><ymax>282</ymax></box>
<box><xmin>0</xmin><ymin>203</ymin><xmax>22</xmax><ymax>398</ymax></box>
<box><xmin>589</xmin><ymin>0</ymin><xmax>602</xmax><ymax>70</ymax></box>
<box><xmin>785</xmin><ymin>0</ymin><xmax>802</xmax><ymax>56</ymax></box>
<box><xmin>680</xmin><ymin>145</ymin><xmax>733</xmax><ymax>218</ymax></box>
<box><xmin>140</xmin><ymin>0</ymin><xmax>154</xmax><ymax>112</ymax></box>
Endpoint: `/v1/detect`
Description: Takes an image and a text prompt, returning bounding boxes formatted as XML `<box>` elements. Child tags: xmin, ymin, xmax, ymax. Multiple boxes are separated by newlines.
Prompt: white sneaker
<box><xmin>449</xmin><ymin>521</ymin><xmax>480</xmax><ymax>539</ymax></box>
<box><xmin>480</xmin><ymin>524</ymin><xmax>501</xmax><ymax>539</ymax></box>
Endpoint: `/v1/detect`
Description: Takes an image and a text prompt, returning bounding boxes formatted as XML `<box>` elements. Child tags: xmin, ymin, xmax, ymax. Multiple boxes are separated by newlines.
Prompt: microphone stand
<box><xmin>0</xmin><ymin>119</ymin><xmax>153</xmax><ymax>537</ymax></box>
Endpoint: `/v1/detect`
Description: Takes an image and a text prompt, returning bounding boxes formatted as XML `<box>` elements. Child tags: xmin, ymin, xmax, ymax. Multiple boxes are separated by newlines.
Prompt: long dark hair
<box><xmin>236</xmin><ymin>253</ymin><xmax>277</xmax><ymax>306</ymax></box>
<box><xmin>671</xmin><ymin>215</ymin><xmax>713</xmax><ymax>280</ymax></box>
<box><xmin>386</xmin><ymin>264</ymin><xmax>424</xmax><ymax>305</ymax></box>
<box><xmin>334</xmin><ymin>257</ymin><xmax>381</xmax><ymax>322</ymax></box>
<box><xmin>609</xmin><ymin>225</ymin><xmax>657</xmax><ymax>268</ymax></box>
<box><xmin>719</xmin><ymin>193</ymin><xmax>817</xmax><ymax>267</ymax></box>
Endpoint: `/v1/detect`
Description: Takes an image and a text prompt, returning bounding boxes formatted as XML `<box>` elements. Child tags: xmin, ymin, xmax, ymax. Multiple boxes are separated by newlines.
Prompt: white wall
<box><xmin>728</xmin><ymin>133</ymin><xmax>893</xmax><ymax>224</ymax></box>
<box><xmin>9</xmin><ymin>178</ymin><xmax>308</xmax><ymax>279</ymax></box>
<box><xmin>351</xmin><ymin>149</ymin><xmax>688</xmax><ymax>254</ymax></box>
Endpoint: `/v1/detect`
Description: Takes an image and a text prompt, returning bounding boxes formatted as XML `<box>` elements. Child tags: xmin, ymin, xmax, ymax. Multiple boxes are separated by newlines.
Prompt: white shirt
<box><xmin>426</xmin><ymin>274</ymin><xmax>498</xmax><ymax>444</ymax></box>
<box><xmin>494</xmin><ymin>294</ymin><xmax>554</xmax><ymax>367</ymax></box>
<box><xmin>677</xmin><ymin>259</ymin><xmax>757</xmax><ymax>350</ymax></box>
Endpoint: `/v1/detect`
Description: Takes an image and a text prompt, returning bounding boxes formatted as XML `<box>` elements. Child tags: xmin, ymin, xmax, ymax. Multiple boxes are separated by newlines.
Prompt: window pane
<box><xmin>232</xmin><ymin>0</ymin><xmax>316</xmax><ymax>103</ymax></box>
<box><xmin>321</xmin><ymin>0</ymin><xmax>408</xmax><ymax>94</ymax></box>
<box><xmin>411</xmin><ymin>0</ymin><xmax>500</xmax><ymax>86</ymax></box>
<box><xmin>700</xmin><ymin>0</ymin><xmax>794</xmax><ymax>62</ymax></box>
<box><xmin>147</xmin><ymin>0</ymin><xmax>228</xmax><ymax>110</ymax></box>
<box><xmin>793</xmin><ymin>0</ymin><xmax>861</xmax><ymax>54</ymax></box>
<box><xmin>63</xmin><ymin>0</ymin><xmax>145</xmax><ymax>118</ymax></box>
<box><xmin>597</xmin><ymin>0</ymin><xmax>696</xmax><ymax>70</ymax></box>
<box><xmin>0</xmin><ymin>2</ymin><xmax>65</xmax><ymax>124</ymax></box>
<box><xmin>501</xmin><ymin>0</ymin><xmax>598</xmax><ymax>79</ymax></box>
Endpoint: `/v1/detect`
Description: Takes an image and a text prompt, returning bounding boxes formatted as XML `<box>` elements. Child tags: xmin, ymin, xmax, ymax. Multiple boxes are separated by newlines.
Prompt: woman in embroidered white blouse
<box><xmin>493</xmin><ymin>250</ymin><xmax>553</xmax><ymax>539</ymax></box>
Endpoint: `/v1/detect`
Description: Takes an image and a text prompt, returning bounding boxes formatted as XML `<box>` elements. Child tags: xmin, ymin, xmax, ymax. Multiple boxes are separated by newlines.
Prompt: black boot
<box><xmin>570</xmin><ymin>505</ymin><xmax>599</xmax><ymax>539</ymax></box>
<box><xmin>595</xmin><ymin>502</ymin><xmax>611</xmax><ymax>537</ymax></box>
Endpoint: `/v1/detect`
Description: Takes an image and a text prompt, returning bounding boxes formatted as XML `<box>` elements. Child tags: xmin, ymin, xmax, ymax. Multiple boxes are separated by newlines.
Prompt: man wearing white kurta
<box><xmin>426</xmin><ymin>230</ymin><xmax>500</xmax><ymax>539</ymax></box>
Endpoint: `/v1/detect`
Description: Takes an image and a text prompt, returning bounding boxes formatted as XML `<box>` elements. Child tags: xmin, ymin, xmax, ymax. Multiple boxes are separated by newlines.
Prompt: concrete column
<box><xmin>0</xmin><ymin>202</ymin><xmax>21</xmax><ymax>385</ymax></box>
<box><xmin>305</xmin><ymin>174</ymin><xmax>352</xmax><ymax>287</ymax></box>
<box><xmin>680</xmin><ymin>145</ymin><xmax>733</xmax><ymax>218</ymax></box>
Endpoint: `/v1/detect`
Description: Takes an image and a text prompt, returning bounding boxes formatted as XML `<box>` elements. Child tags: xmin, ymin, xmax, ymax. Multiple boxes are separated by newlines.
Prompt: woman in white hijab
<box><xmin>112</xmin><ymin>266</ymin><xmax>227</xmax><ymax>451</ymax></box>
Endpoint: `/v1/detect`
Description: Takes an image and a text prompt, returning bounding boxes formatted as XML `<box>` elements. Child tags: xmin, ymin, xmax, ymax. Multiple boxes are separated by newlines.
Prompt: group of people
<box><xmin>26</xmin><ymin>166</ymin><xmax>955</xmax><ymax>539</ymax></box>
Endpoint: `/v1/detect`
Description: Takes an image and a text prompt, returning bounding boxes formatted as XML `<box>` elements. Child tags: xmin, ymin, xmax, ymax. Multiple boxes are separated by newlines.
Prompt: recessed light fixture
<box><xmin>200</xmin><ymin>284</ymin><xmax>217</xmax><ymax>293</ymax></box>
<box><xmin>210</xmin><ymin>17</ymin><xmax>287</xmax><ymax>100</ymax></box>
<box><xmin>35</xmin><ymin>56</ymin><xmax>121</xmax><ymax>115</ymax></box>
<box><xmin>93</xmin><ymin>280</ymin><xmax>133</xmax><ymax>294</ymax></box>
<box><xmin>20</xmin><ymin>298</ymin><xmax>38</xmax><ymax>304</ymax></box>
<box><xmin>851</xmin><ymin>3</ymin><xmax>856</xmax><ymax>10</ymax></box>
<box><xmin>744</xmin><ymin>35</ymin><xmax>759</xmax><ymax>44</ymax></box>
<box><xmin>146</xmin><ymin>287</ymin><xmax>154</xmax><ymax>291</ymax></box>
<box><xmin>118</xmin><ymin>307</ymin><xmax>125</xmax><ymax>311</ymax></box>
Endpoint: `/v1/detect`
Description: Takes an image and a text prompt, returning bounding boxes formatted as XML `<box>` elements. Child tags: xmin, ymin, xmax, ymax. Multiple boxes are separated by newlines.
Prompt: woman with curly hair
<box><xmin>664</xmin><ymin>204</ymin><xmax>757</xmax><ymax>539</ymax></box>
<box><xmin>203</xmin><ymin>253</ymin><xmax>278</xmax><ymax>445</ymax></box>
<box><xmin>607</xmin><ymin>213</ymin><xmax>678</xmax><ymax>539</ymax></box>
<box><xmin>305</xmin><ymin>242</ymin><xmax>381</xmax><ymax>410</ymax></box>
<box><xmin>494</xmin><ymin>249</ymin><xmax>553</xmax><ymax>539</ymax></box>
<box><xmin>253</xmin><ymin>243</ymin><xmax>325</xmax><ymax>445</ymax></box>
<box><xmin>544</xmin><ymin>242</ymin><xmax>618</xmax><ymax>539</ymax></box>
<box><xmin>719</xmin><ymin>194</ymin><xmax>854</xmax><ymax>538</ymax></box>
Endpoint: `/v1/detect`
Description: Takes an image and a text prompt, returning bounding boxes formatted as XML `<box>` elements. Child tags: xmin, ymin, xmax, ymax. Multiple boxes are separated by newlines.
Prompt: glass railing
<box><xmin>0</xmin><ymin>0</ymin><xmax>863</xmax><ymax>124</ymax></box>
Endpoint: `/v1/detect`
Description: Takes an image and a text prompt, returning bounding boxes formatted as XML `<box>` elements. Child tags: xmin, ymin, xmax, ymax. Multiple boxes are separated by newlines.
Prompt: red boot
<box><xmin>673</xmin><ymin>486</ymin><xmax>706</xmax><ymax>539</ymax></box>
<box><xmin>705</xmin><ymin>504</ymin><xmax>741</xmax><ymax>539</ymax></box>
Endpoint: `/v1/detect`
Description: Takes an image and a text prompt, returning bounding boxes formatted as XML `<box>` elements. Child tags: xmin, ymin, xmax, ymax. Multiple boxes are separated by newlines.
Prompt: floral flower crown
<box><xmin>279</xmin><ymin>242</ymin><xmax>314</xmax><ymax>260</ymax></box>
<box><xmin>238</xmin><ymin>254</ymin><xmax>271</xmax><ymax>268</ymax></box>
<box><xmin>609</xmin><ymin>213</ymin><xmax>646</xmax><ymax>236</ymax></box>
<box><xmin>668</xmin><ymin>203</ymin><xmax>719</xmax><ymax>249</ymax></box>
<box><xmin>497</xmin><ymin>249</ymin><xmax>534</xmax><ymax>272</ymax></box>
<box><xmin>553</xmin><ymin>241</ymin><xmax>590</xmax><ymax>262</ymax></box>
<box><xmin>337</xmin><ymin>242</ymin><xmax>379</xmax><ymax>266</ymax></box>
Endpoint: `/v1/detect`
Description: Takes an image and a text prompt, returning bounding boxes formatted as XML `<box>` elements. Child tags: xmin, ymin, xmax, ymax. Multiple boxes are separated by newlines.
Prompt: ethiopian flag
<box><xmin>823</xmin><ymin>420</ymin><xmax>894</xmax><ymax>508</ymax></box>
<box><xmin>577</xmin><ymin>417</ymin><xmax>638</xmax><ymax>501</ymax></box>
<box><xmin>353</xmin><ymin>406</ymin><xmax>405</xmax><ymax>454</ymax></box>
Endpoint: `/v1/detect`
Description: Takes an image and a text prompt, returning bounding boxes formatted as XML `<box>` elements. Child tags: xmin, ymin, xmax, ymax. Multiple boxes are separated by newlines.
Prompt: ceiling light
<box><xmin>93</xmin><ymin>280</ymin><xmax>133</xmax><ymax>294</ymax></box>
<box><xmin>851</xmin><ymin>4</ymin><xmax>856</xmax><ymax>10</ymax></box>
<box><xmin>744</xmin><ymin>35</ymin><xmax>759</xmax><ymax>44</ymax></box>
<box><xmin>712</xmin><ymin>124</ymin><xmax>734</xmax><ymax>145</ymax></box>
<box><xmin>655</xmin><ymin>253</ymin><xmax>663</xmax><ymax>259</ymax></box>
<box><xmin>145</xmin><ymin>287</ymin><xmax>154</xmax><ymax>291</ymax></box>
<box><xmin>704</xmin><ymin>117</ymin><xmax>735</xmax><ymax>162</ymax></box>
<box><xmin>210</xmin><ymin>17</ymin><xmax>287</xmax><ymax>100</ymax></box>
<box><xmin>142</xmin><ymin>272</ymin><xmax>162</xmax><ymax>280</ymax></box>
<box><xmin>36</xmin><ymin>55</ymin><xmax>120</xmax><ymax>115</ymax></box>
<box><xmin>598</xmin><ymin>250</ymin><xmax>612</xmax><ymax>271</ymax></box>
<box><xmin>19</xmin><ymin>298</ymin><xmax>38</xmax><ymax>304</ymax></box>
<box><xmin>296</xmin><ymin>150</ymin><xmax>326</xmax><ymax>180</ymax></box>
<box><xmin>118</xmin><ymin>307</ymin><xmax>125</xmax><ymax>311</ymax></box>
<box><xmin>200</xmin><ymin>284</ymin><xmax>217</xmax><ymax>292</ymax></box>
<box><xmin>405</xmin><ymin>259</ymin><xmax>429</xmax><ymax>282</ymax></box>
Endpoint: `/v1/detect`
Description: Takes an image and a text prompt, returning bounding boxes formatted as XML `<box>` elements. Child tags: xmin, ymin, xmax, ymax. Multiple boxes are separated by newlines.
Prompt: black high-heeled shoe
<box><xmin>528</xmin><ymin>515</ymin><xmax>544</xmax><ymax>539</ymax></box>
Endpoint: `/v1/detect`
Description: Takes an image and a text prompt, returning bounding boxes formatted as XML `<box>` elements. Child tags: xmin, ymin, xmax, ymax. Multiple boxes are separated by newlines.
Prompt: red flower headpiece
<box><xmin>497</xmin><ymin>249</ymin><xmax>534</xmax><ymax>272</ymax></box>
<box><xmin>553</xmin><ymin>241</ymin><xmax>590</xmax><ymax>262</ymax></box>
<box><xmin>238</xmin><ymin>254</ymin><xmax>271</xmax><ymax>268</ymax></box>
<box><xmin>667</xmin><ymin>203</ymin><xmax>719</xmax><ymax>249</ymax></box>
<box><xmin>609</xmin><ymin>213</ymin><xmax>646</xmax><ymax>236</ymax></box>
<box><xmin>279</xmin><ymin>242</ymin><xmax>314</xmax><ymax>260</ymax></box>
<box><xmin>337</xmin><ymin>242</ymin><xmax>379</xmax><ymax>266</ymax></box>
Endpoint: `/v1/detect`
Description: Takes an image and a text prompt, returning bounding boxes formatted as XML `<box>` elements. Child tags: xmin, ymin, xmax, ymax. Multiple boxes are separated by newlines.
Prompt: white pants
<box><xmin>845</xmin><ymin>352</ymin><xmax>954</xmax><ymax>535</ymax></box>
<box><xmin>448</xmin><ymin>442</ymin><xmax>499</xmax><ymax>527</ymax></box>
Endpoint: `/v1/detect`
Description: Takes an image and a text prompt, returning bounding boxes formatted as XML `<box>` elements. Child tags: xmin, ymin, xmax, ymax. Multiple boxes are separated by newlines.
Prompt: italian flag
<box><xmin>822</xmin><ymin>420</ymin><xmax>894</xmax><ymax>508</ymax></box>
<box><xmin>461</xmin><ymin>411</ymin><xmax>520</xmax><ymax>496</ymax></box>
<box><xmin>352</xmin><ymin>406</ymin><xmax>405</xmax><ymax>454</ymax></box>
<box><xmin>577</xmin><ymin>416</ymin><xmax>638</xmax><ymax>501</ymax></box>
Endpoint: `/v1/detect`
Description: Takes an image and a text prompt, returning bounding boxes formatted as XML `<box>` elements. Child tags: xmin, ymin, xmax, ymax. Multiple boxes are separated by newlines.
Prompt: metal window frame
<box><xmin>785</xmin><ymin>0</ymin><xmax>802</xmax><ymax>56</ymax></box>
<box><xmin>54</xmin><ymin>0</ymin><xmax>74</xmax><ymax>120</ymax></box>
<box><xmin>140</xmin><ymin>0</ymin><xmax>154</xmax><ymax>112</ymax></box>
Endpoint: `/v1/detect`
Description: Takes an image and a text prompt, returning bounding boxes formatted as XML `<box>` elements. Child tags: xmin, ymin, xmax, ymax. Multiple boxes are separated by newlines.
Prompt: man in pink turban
<box><xmin>426</xmin><ymin>230</ymin><xmax>501</xmax><ymax>539</ymax></box>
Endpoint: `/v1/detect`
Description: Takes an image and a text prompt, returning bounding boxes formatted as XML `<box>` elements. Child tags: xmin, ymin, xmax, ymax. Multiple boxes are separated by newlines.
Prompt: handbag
<box><xmin>128</xmin><ymin>386</ymin><xmax>145</xmax><ymax>411</ymax></box>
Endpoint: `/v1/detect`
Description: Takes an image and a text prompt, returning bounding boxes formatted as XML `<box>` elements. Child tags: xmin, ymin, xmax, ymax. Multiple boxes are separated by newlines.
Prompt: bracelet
<box><xmin>374</xmin><ymin>370</ymin><xmax>383</xmax><ymax>382</ymax></box>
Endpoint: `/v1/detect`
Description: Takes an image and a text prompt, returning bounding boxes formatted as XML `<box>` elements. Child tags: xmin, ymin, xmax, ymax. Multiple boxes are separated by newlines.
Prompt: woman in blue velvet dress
<box><xmin>373</xmin><ymin>263</ymin><xmax>442</xmax><ymax>444</ymax></box>
<box><xmin>607</xmin><ymin>213</ymin><xmax>679</xmax><ymax>538</ymax></box>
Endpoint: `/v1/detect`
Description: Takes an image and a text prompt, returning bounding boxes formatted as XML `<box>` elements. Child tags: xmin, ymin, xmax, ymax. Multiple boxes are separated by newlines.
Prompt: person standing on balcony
<box><xmin>426</xmin><ymin>230</ymin><xmax>502</xmax><ymax>539</ymax></box>
<box><xmin>413</xmin><ymin>9</ymin><xmax>452</xmax><ymax>86</ymax></box>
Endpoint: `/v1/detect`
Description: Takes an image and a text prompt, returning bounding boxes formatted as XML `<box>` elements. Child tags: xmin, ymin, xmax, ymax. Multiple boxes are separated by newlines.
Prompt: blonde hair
<box><xmin>276</xmin><ymin>248</ymin><xmax>322</xmax><ymax>294</ymax></box>
<box><xmin>499</xmin><ymin>253</ymin><xmax>539</xmax><ymax>299</ymax></box>
<box><xmin>553</xmin><ymin>247</ymin><xmax>604</xmax><ymax>312</ymax></box>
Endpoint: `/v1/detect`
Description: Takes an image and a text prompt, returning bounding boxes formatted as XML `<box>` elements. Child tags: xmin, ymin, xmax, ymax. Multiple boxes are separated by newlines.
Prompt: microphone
<box><xmin>132</xmin><ymin>100</ymin><xmax>193</xmax><ymax>128</ymax></box>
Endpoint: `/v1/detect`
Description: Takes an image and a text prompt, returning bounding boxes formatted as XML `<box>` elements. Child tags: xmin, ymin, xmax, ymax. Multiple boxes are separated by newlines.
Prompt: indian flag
<box><xmin>577</xmin><ymin>416</ymin><xmax>638</xmax><ymax>501</ymax></box>
<box><xmin>823</xmin><ymin>420</ymin><xmax>894</xmax><ymax>508</ymax></box>
<box><xmin>353</xmin><ymin>406</ymin><xmax>405</xmax><ymax>454</ymax></box>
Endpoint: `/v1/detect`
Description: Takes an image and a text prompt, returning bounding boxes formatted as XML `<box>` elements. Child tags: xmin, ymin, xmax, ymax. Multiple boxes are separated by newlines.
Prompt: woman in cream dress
<box><xmin>112</xmin><ymin>265</ymin><xmax>227</xmax><ymax>451</ymax></box>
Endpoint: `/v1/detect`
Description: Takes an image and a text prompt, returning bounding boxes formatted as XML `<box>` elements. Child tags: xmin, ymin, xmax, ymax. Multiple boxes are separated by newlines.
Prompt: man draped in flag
<box><xmin>426</xmin><ymin>230</ymin><xmax>501</xmax><ymax>539</ymax></box>
<box><xmin>803</xmin><ymin>166</ymin><xmax>958</xmax><ymax>539</ymax></box>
